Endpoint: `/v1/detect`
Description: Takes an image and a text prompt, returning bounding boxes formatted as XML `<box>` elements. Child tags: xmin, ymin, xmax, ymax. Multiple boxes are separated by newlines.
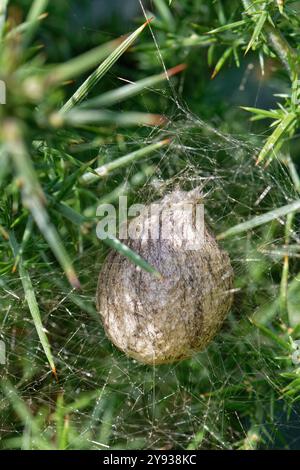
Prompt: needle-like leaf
<box><xmin>217</xmin><ymin>199</ymin><xmax>300</xmax><ymax>240</ymax></box>
<box><xmin>0</xmin><ymin>0</ymin><xmax>8</xmax><ymax>37</ymax></box>
<box><xmin>3</xmin><ymin>119</ymin><xmax>80</xmax><ymax>289</ymax></box>
<box><xmin>245</xmin><ymin>10</ymin><xmax>268</xmax><ymax>55</ymax></box>
<box><xmin>9</xmin><ymin>231</ymin><xmax>57</xmax><ymax>376</ymax></box>
<box><xmin>81</xmin><ymin>139</ymin><xmax>170</xmax><ymax>183</ymax></box>
<box><xmin>103</xmin><ymin>236</ymin><xmax>162</xmax><ymax>279</ymax></box>
<box><xmin>256</xmin><ymin>112</ymin><xmax>296</xmax><ymax>164</ymax></box>
<box><xmin>24</xmin><ymin>0</ymin><xmax>48</xmax><ymax>45</ymax></box>
<box><xmin>80</xmin><ymin>64</ymin><xmax>186</xmax><ymax>109</ymax></box>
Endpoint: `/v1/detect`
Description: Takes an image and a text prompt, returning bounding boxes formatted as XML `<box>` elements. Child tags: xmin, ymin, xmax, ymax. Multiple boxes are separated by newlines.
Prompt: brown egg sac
<box><xmin>96</xmin><ymin>189</ymin><xmax>234</xmax><ymax>365</ymax></box>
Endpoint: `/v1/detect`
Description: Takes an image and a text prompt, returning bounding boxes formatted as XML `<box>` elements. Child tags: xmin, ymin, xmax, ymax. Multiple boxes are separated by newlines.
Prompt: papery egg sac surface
<box><xmin>96</xmin><ymin>189</ymin><xmax>234</xmax><ymax>365</ymax></box>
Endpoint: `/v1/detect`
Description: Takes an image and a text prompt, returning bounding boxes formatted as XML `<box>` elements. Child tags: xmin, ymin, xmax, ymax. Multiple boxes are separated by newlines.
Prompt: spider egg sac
<box><xmin>96</xmin><ymin>189</ymin><xmax>234</xmax><ymax>365</ymax></box>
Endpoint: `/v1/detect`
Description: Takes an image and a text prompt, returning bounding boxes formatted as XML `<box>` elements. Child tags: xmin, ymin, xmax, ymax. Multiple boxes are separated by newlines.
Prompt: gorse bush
<box><xmin>0</xmin><ymin>0</ymin><xmax>300</xmax><ymax>450</ymax></box>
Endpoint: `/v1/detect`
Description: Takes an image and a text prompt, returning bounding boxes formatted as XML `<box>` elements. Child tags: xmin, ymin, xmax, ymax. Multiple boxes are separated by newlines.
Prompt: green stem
<box><xmin>279</xmin><ymin>212</ymin><xmax>294</xmax><ymax>323</ymax></box>
<box><xmin>265</xmin><ymin>24</ymin><xmax>299</xmax><ymax>78</ymax></box>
